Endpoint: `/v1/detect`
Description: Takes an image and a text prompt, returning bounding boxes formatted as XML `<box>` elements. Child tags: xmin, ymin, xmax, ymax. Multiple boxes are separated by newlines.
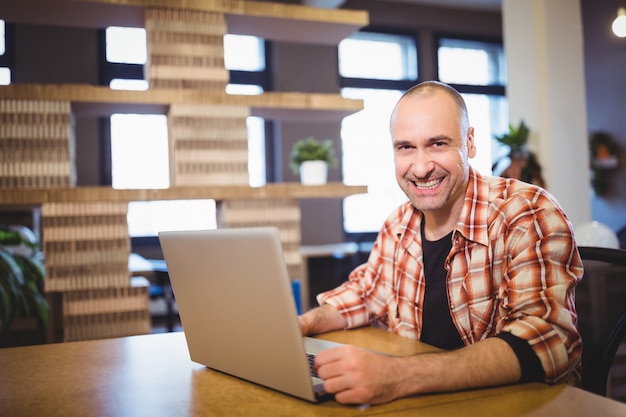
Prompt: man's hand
<box><xmin>298</xmin><ymin>304</ymin><xmax>347</xmax><ymax>336</ymax></box>
<box><xmin>314</xmin><ymin>345</ymin><xmax>406</xmax><ymax>405</ymax></box>
<box><xmin>313</xmin><ymin>337</ymin><xmax>523</xmax><ymax>405</ymax></box>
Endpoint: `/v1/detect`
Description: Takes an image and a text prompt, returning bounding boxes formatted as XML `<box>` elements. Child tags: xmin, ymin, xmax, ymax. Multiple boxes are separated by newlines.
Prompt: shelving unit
<box><xmin>0</xmin><ymin>0</ymin><xmax>369</xmax><ymax>342</ymax></box>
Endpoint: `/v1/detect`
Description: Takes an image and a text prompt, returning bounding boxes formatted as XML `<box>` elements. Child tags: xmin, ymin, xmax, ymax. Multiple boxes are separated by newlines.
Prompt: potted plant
<box><xmin>493</xmin><ymin>120</ymin><xmax>546</xmax><ymax>188</ymax></box>
<box><xmin>0</xmin><ymin>225</ymin><xmax>49</xmax><ymax>339</ymax></box>
<box><xmin>289</xmin><ymin>137</ymin><xmax>337</xmax><ymax>185</ymax></box>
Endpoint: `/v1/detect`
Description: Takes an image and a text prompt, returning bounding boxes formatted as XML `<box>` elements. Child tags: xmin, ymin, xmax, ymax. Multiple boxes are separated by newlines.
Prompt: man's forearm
<box><xmin>392</xmin><ymin>337</ymin><xmax>522</xmax><ymax>397</ymax></box>
<box><xmin>299</xmin><ymin>304</ymin><xmax>347</xmax><ymax>335</ymax></box>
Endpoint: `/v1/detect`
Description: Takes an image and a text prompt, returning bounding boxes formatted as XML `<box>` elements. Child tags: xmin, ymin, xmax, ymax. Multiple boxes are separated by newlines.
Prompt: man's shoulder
<box><xmin>482</xmin><ymin>175</ymin><xmax>566</xmax><ymax>221</ymax></box>
<box><xmin>381</xmin><ymin>201</ymin><xmax>420</xmax><ymax>235</ymax></box>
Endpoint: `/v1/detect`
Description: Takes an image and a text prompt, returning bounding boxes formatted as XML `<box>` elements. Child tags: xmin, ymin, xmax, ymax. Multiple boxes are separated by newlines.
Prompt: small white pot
<box><xmin>299</xmin><ymin>160</ymin><xmax>328</xmax><ymax>185</ymax></box>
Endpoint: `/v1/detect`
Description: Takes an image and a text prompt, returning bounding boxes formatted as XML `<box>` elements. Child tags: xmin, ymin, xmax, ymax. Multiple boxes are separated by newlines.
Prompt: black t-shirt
<box><xmin>419</xmin><ymin>225</ymin><xmax>464</xmax><ymax>350</ymax></box>
<box><xmin>418</xmin><ymin>222</ymin><xmax>545</xmax><ymax>382</ymax></box>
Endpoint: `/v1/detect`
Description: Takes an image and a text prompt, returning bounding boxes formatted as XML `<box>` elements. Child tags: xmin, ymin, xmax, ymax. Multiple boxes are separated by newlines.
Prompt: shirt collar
<box><xmin>393</xmin><ymin>166</ymin><xmax>490</xmax><ymax>248</ymax></box>
<box><xmin>455</xmin><ymin>166</ymin><xmax>490</xmax><ymax>247</ymax></box>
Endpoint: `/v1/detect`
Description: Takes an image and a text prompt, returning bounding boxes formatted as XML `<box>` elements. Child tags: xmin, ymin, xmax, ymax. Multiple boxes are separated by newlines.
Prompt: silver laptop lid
<box><xmin>158</xmin><ymin>227</ymin><xmax>318</xmax><ymax>402</ymax></box>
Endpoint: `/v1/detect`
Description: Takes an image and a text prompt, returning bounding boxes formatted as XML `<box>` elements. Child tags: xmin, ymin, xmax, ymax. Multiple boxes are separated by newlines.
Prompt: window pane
<box><xmin>0</xmin><ymin>67</ymin><xmax>10</xmax><ymax>85</ymax></box>
<box><xmin>339</xmin><ymin>32</ymin><xmax>417</xmax><ymax>81</ymax></box>
<box><xmin>0</xmin><ymin>20</ymin><xmax>5</xmax><ymax>55</ymax></box>
<box><xmin>341</xmin><ymin>89</ymin><xmax>507</xmax><ymax>233</ymax></box>
<box><xmin>225</xmin><ymin>84</ymin><xmax>263</xmax><ymax>95</ymax></box>
<box><xmin>247</xmin><ymin>116</ymin><xmax>266</xmax><ymax>187</ymax></box>
<box><xmin>105</xmin><ymin>27</ymin><xmax>147</xmax><ymax>65</ymax></box>
<box><xmin>224</xmin><ymin>34</ymin><xmax>265</xmax><ymax>71</ymax></box>
<box><xmin>462</xmin><ymin>93</ymin><xmax>509</xmax><ymax>176</ymax></box>
<box><xmin>110</xmin><ymin>114</ymin><xmax>169</xmax><ymax>189</ymax></box>
<box><xmin>127</xmin><ymin>200</ymin><xmax>217</xmax><ymax>237</ymax></box>
<box><xmin>110</xmin><ymin>79</ymin><xmax>149</xmax><ymax>91</ymax></box>
<box><xmin>341</xmin><ymin>88</ymin><xmax>408</xmax><ymax>233</ymax></box>
<box><xmin>438</xmin><ymin>38</ymin><xmax>506</xmax><ymax>85</ymax></box>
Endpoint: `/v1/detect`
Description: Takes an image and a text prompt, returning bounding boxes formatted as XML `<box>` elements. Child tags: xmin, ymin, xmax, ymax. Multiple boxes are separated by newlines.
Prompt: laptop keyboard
<box><xmin>307</xmin><ymin>353</ymin><xmax>319</xmax><ymax>378</ymax></box>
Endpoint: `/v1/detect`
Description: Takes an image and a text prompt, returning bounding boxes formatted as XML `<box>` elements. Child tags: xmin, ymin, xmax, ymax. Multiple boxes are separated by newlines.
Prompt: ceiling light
<box><xmin>612</xmin><ymin>7</ymin><xmax>626</xmax><ymax>37</ymax></box>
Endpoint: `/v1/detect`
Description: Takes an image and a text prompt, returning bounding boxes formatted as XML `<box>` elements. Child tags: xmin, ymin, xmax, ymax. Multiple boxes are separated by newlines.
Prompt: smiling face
<box><xmin>390</xmin><ymin>85</ymin><xmax>476</xmax><ymax>223</ymax></box>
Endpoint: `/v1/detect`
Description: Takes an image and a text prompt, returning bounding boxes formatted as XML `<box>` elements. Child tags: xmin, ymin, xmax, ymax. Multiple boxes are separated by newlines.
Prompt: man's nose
<box><xmin>410</xmin><ymin>150</ymin><xmax>435</xmax><ymax>178</ymax></box>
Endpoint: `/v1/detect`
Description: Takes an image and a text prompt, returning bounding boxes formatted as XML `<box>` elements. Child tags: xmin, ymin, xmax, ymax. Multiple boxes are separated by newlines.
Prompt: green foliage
<box><xmin>494</xmin><ymin>120</ymin><xmax>530</xmax><ymax>156</ymax></box>
<box><xmin>289</xmin><ymin>137</ymin><xmax>337</xmax><ymax>174</ymax></box>
<box><xmin>0</xmin><ymin>227</ymin><xmax>49</xmax><ymax>336</ymax></box>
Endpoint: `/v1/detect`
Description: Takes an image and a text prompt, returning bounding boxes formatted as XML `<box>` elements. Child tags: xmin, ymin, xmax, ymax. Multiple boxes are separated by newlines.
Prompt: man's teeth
<box><xmin>413</xmin><ymin>178</ymin><xmax>441</xmax><ymax>189</ymax></box>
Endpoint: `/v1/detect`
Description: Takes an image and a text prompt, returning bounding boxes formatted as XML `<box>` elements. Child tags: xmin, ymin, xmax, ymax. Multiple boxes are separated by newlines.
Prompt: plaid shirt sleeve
<box><xmin>452</xmin><ymin>171</ymin><xmax>583</xmax><ymax>386</ymax></box>
<box><xmin>316</xmin><ymin>205</ymin><xmax>405</xmax><ymax>331</ymax></box>
<box><xmin>487</xmin><ymin>185</ymin><xmax>583</xmax><ymax>385</ymax></box>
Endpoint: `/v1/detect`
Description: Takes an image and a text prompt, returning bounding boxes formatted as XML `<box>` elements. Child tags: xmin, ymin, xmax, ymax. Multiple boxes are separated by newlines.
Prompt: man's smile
<box><xmin>411</xmin><ymin>177</ymin><xmax>444</xmax><ymax>190</ymax></box>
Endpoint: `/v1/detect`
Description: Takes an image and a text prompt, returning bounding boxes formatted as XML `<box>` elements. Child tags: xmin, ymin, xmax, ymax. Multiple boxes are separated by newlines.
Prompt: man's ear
<box><xmin>466</xmin><ymin>127</ymin><xmax>477</xmax><ymax>158</ymax></box>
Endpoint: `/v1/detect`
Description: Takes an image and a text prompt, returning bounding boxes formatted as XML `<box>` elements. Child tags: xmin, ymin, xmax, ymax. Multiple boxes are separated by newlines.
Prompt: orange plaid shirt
<box><xmin>318</xmin><ymin>167</ymin><xmax>583</xmax><ymax>385</ymax></box>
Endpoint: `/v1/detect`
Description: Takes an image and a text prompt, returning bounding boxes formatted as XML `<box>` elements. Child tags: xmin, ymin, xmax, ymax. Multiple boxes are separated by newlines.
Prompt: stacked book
<box><xmin>145</xmin><ymin>8</ymin><xmax>229</xmax><ymax>90</ymax></box>
<box><xmin>219</xmin><ymin>199</ymin><xmax>303</xmax><ymax>281</ymax></box>
<box><xmin>0</xmin><ymin>99</ymin><xmax>73</xmax><ymax>188</ymax></box>
<box><xmin>42</xmin><ymin>202</ymin><xmax>150</xmax><ymax>342</ymax></box>
<box><xmin>168</xmin><ymin>103</ymin><xmax>250</xmax><ymax>186</ymax></box>
<box><xmin>147</xmin><ymin>6</ymin><xmax>303</xmax><ymax>289</ymax></box>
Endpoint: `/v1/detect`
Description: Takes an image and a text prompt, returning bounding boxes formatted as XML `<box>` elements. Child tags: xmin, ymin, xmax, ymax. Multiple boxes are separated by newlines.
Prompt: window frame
<box><xmin>0</xmin><ymin>21</ymin><xmax>15</xmax><ymax>80</ymax></box>
<box><xmin>338</xmin><ymin>27</ymin><xmax>419</xmax><ymax>242</ymax></box>
<box><xmin>97</xmin><ymin>29</ymin><xmax>144</xmax><ymax>86</ymax></box>
<box><xmin>433</xmin><ymin>32</ymin><xmax>506</xmax><ymax>96</ymax></box>
<box><xmin>339</xmin><ymin>29</ymin><xmax>507</xmax><ymax>241</ymax></box>
<box><xmin>97</xmin><ymin>29</ymin><xmax>273</xmax><ymax>185</ymax></box>
<box><xmin>95</xmin><ymin>29</ymin><xmax>274</xmax><ymax>240</ymax></box>
<box><xmin>434</xmin><ymin>32</ymin><xmax>509</xmax><ymax>175</ymax></box>
<box><xmin>338</xmin><ymin>27</ymin><xmax>419</xmax><ymax>92</ymax></box>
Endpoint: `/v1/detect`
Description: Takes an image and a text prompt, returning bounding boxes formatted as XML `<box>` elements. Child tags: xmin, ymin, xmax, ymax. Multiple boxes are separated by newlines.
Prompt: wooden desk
<box><xmin>1</xmin><ymin>327</ymin><xmax>625</xmax><ymax>416</ymax></box>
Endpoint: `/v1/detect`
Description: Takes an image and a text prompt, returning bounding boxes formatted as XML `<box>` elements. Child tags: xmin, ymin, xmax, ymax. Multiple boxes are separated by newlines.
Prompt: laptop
<box><xmin>158</xmin><ymin>227</ymin><xmax>343</xmax><ymax>402</ymax></box>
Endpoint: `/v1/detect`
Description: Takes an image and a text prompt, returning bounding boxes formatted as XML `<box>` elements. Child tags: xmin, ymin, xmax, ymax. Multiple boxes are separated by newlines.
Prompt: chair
<box><xmin>577</xmin><ymin>246</ymin><xmax>626</xmax><ymax>398</ymax></box>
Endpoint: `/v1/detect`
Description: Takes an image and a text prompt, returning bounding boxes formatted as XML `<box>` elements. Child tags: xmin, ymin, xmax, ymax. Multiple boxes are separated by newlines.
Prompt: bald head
<box><xmin>391</xmin><ymin>81</ymin><xmax>470</xmax><ymax>139</ymax></box>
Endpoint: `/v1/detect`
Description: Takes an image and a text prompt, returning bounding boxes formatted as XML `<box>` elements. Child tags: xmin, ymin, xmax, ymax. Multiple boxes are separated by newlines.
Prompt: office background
<box><xmin>3</xmin><ymin>0</ymin><xmax>623</xmax><ymax>249</ymax></box>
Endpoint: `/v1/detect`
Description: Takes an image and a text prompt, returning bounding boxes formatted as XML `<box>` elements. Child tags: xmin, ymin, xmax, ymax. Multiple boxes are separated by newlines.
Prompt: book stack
<box><xmin>0</xmin><ymin>99</ymin><xmax>73</xmax><ymax>188</ymax></box>
<box><xmin>145</xmin><ymin>8</ymin><xmax>229</xmax><ymax>90</ymax></box>
<box><xmin>168</xmin><ymin>103</ymin><xmax>250</xmax><ymax>186</ymax></box>
<box><xmin>218</xmin><ymin>199</ymin><xmax>302</xmax><ymax>280</ymax></box>
<box><xmin>145</xmin><ymin>8</ymin><xmax>250</xmax><ymax>187</ymax></box>
<box><xmin>42</xmin><ymin>201</ymin><xmax>150</xmax><ymax>342</ymax></box>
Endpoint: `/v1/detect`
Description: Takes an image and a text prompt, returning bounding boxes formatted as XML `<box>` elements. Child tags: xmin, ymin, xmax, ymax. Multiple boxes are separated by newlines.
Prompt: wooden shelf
<box><xmin>0</xmin><ymin>183</ymin><xmax>368</xmax><ymax>205</ymax></box>
<box><xmin>3</xmin><ymin>0</ymin><xmax>368</xmax><ymax>45</ymax></box>
<box><xmin>0</xmin><ymin>84</ymin><xmax>363</xmax><ymax>122</ymax></box>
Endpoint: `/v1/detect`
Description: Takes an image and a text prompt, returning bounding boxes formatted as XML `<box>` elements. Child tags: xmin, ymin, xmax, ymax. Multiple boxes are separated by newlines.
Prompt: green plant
<box><xmin>492</xmin><ymin>120</ymin><xmax>546</xmax><ymax>188</ymax></box>
<box><xmin>0</xmin><ymin>226</ymin><xmax>49</xmax><ymax>336</ymax></box>
<box><xmin>494</xmin><ymin>120</ymin><xmax>530</xmax><ymax>158</ymax></box>
<box><xmin>289</xmin><ymin>137</ymin><xmax>337</xmax><ymax>174</ymax></box>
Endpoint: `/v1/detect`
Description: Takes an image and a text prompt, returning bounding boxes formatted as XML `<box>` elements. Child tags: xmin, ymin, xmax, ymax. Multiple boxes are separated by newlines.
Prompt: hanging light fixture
<box><xmin>612</xmin><ymin>7</ymin><xmax>626</xmax><ymax>37</ymax></box>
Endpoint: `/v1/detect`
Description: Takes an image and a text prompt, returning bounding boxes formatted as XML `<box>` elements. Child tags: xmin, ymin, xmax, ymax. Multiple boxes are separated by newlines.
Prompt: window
<box><xmin>224</xmin><ymin>34</ymin><xmax>269</xmax><ymax>95</ymax></box>
<box><xmin>339</xmin><ymin>31</ymin><xmax>417</xmax><ymax>234</ymax></box>
<box><xmin>339</xmin><ymin>31</ymin><xmax>417</xmax><ymax>81</ymax></box>
<box><xmin>111</xmin><ymin>114</ymin><xmax>218</xmax><ymax>235</ymax></box>
<box><xmin>102</xmin><ymin>26</ymin><xmax>147</xmax><ymax>90</ymax></box>
<box><xmin>339</xmin><ymin>32</ymin><xmax>508</xmax><ymax>235</ymax></box>
<box><xmin>436</xmin><ymin>36</ymin><xmax>508</xmax><ymax>175</ymax></box>
<box><xmin>438</xmin><ymin>38</ymin><xmax>506</xmax><ymax>86</ymax></box>
<box><xmin>224</xmin><ymin>34</ymin><xmax>265</xmax><ymax>72</ymax></box>
<box><xmin>0</xmin><ymin>20</ymin><xmax>11</xmax><ymax>85</ymax></box>
<box><xmin>224</xmin><ymin>34</ymin><xmax>267</xmax><ymax>187</ymax></box>
<box><xmin>341</xmin><ymin>88</ymin><xmax>408</xmax><ymax>233</ymax></box>
<box><xmin>110</xmin><ymin>114</ymin><xmax>169</xmax><ymax>190</ymax></box>
<box><xmin>104</xmin><ymin>29</ymin><xmax>268</xmax><ymax>236</ymax></box>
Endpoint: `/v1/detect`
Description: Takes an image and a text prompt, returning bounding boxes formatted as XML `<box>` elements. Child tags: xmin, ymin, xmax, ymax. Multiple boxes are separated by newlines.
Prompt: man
<box><xmin>299</xmin><ymin>81</ymin><xmax>583</xmax><ymax>405</ymax></box>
